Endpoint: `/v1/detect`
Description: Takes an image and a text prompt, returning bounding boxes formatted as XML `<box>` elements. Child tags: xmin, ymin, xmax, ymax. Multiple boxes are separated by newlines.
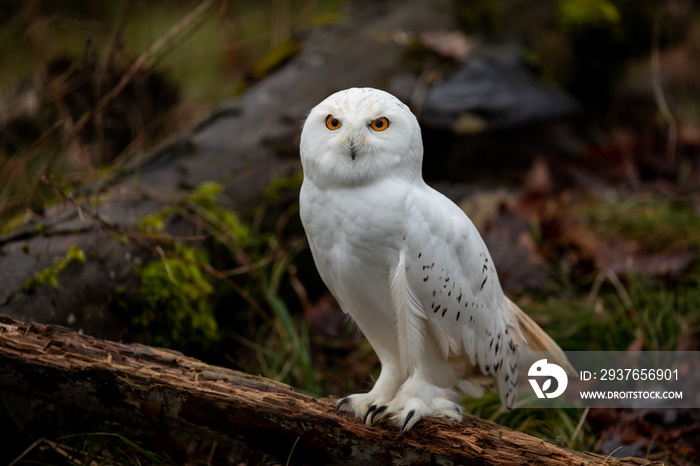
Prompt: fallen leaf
<box><xmin>419</xmin><ymin>30</ymin><xmax>473</xmax><ymax>61</ymax></box>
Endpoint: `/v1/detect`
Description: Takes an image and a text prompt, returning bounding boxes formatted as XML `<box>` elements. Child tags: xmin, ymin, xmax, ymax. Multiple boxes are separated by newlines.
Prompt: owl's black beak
<box><xmin>349</xmin><ymin>141</ymin><xmax>358</xmax><ymax>161</ymax></box>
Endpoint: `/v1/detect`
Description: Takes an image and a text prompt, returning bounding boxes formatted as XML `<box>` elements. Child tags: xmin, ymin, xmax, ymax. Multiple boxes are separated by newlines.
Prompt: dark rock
<box><xmin>392</xmin><ymin>43</ymin><xmax>578</xmax><ymax>133</ymax></box>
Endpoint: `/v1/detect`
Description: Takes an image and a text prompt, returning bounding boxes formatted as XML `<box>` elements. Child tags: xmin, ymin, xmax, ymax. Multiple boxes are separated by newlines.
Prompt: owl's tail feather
<box><xmin>508</xmin><ymin>298</ymin><xmax>576</xmax><ymax>376</ymax></box>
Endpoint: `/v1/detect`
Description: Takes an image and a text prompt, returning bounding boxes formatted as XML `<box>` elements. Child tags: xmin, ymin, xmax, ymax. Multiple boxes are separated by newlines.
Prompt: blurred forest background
<box><xmin>1</xmin><ymin>0</ymin><xmax>700</xmax><ymax>464</ymax></box>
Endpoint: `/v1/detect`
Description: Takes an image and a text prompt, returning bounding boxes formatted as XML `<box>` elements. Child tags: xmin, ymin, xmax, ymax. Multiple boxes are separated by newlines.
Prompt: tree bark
<box><xmin>0</xmin><ymin>315</ymin><xmax>649</xmax><ymax>466</ymax></box>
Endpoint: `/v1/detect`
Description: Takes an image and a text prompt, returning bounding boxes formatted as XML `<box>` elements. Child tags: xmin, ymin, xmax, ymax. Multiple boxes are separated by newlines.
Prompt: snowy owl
<box><xmin>299</xmin><ymin>87</ymin><xmax>572</xmax><ymax>431</ymax></box>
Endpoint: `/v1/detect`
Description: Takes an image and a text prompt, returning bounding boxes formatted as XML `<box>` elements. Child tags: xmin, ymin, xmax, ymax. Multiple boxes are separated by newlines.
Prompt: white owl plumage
<box><xmin>299</xmin><ymin>87</ymin><xmax>572</xmax><ymax>431</ymax></box>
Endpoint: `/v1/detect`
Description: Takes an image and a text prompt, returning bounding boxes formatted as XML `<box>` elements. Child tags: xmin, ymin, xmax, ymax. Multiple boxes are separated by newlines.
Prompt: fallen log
<box><xmin>0</xmin><ymin>315</ymin><xmax>649</xmax><ymax>465</ymax></box>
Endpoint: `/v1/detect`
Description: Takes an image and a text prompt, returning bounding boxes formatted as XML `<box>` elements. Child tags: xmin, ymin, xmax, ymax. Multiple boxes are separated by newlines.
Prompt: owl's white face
<box><xmin>300</xmin><ymin>87</ymin><xmax>423</xmax><ymax>188</ymax></box>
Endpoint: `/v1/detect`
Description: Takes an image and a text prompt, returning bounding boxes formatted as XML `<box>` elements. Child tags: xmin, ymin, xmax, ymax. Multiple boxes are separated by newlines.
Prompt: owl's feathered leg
<box><xmin>335</xmin><ymin>358</ymin><xmax>404</xmax><ymax>425</ymax></box>
<box><xmin>353</xmin><ymin>249</ymin><xmax>465</xmax><ymax>430</ymax></box>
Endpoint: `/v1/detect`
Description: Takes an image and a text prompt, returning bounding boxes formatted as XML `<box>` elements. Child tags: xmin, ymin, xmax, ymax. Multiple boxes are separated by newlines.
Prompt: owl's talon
<box><xmin>371</xmin><ymin>405</ymin><xmax>388</xmax><ymax>424</ymax></box>
<box><xmin>363</xmin><ymin>404</ymin><xmax>376</xmax><ymax>424</ymax></box>
<box><xmin>402</xmin><ymin>410</ymin><xmax>416</xmax><ymax>431</ymax></box>
<box><xmin>336</xmin><ymin>397</ymin><xmax>350</xmax><ymax>414</ymax></box>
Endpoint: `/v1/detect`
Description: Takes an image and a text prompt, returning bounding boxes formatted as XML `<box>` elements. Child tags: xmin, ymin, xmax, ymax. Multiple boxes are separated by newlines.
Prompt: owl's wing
<box><xmin>399</xmin><ymin>184</ymin><xmax>566</xmax><ymax>408</ymax></box>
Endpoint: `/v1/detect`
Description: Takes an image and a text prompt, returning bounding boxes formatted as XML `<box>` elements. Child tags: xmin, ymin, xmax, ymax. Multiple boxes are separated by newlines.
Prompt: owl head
<box><xmin>300</xmin><ymin>87</ymin><xmax>423</xmax><ymax>188</ymax></box>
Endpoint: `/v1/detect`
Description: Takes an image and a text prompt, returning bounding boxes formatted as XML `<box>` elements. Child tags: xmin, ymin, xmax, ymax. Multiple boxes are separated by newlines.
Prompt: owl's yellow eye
<box><xmin>326</xmin><ymin>115</ymin><xmax>342</xmax><ymax>130</ymax></box>
<box><xmin>369</xmin><ymin>117</ymin><xmax>389</xmax><ymax>132</ymax></box>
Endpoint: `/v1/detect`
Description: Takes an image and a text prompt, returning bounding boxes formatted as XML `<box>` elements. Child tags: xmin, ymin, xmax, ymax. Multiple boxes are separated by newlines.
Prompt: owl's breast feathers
<box><xmin>300</xmin><ymin>175</ymin><xmax>572</xmax><ymax>409</ymax></box>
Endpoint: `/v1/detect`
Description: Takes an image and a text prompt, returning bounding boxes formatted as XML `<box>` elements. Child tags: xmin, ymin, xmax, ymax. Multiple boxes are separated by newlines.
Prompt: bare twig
<box><xmin>569</xmin><ymin>406</ymin><xmax>590</xmax><ymax>449</ymax></box>
<box><xmin>86</xmin><ymin>0</ymin><xmax>217</xmax><ymax>130</ymax></box>
<box><xmin>34</xmin><ymin>1</ymin><xmax>220</xmax><ymax>196</ymax></box>
<box><xmin>651</xmin><ymin>19</ymin><xmax>677</xmax><ymax>161</ymax></box>
<box><xmin>587</xmin><ymin>268</ymin><xmax>640</xmax><ymax>330</ymax></box>
<box><xmin>8</xmin><ymin>438</ymin><xmax>100</xmax><ymax>466</ymax></box>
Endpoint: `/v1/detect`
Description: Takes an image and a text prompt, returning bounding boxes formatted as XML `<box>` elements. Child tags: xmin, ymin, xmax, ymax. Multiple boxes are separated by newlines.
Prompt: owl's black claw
<box><xmin>370</xmin><ymin>405</ymin><xmax>388</xmax><ymax>424</ymax></box>
<box><xmin>363</xmin><ymin>404</ymin><xmax>376</xmax><ymax>423</ymax></box>
<box><xmin>336</xmin><ymin>397</ymin><xmax>350</xmax><ymax>414</ymax></box>
<box><xmin>402</xmin><ymin>409</ymin><xmax>416</xmax><ymax>431</ymax></box>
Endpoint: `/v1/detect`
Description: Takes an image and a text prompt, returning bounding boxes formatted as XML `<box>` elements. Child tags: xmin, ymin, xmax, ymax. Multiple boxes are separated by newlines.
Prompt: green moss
<box><xmin>305</xmin><ymin>11</ymin><xmax>344</xmax><ymax>27</ymax></box>
<box><xmin>0</xmin><ymin>212</ymin><xmax>28</xmax><ymax>235</ymax></box>
<box><xmin>122</xmin><ymin>180</ymin><xmax>319</xmax><ymax>392</ymax></box>
<box><xmin>127</xmin><ymin>186</ymin><xmax>223</xmax><ymax>351</ymax></box>
<box><xmin>22</xmin><ymin>245</ymin><xmax>86</xmax><ymax>293</ymax></box>
<box><xmin>557</xmin><ymin>0</ymin><xmax>620</xmax><ymax>31</ymax></box>
<box><xmin>188</xmin><ymin>181</ymin><xmax>257</xmax><ymax>248</ymax></box>
<box><xmin>109</xmin><ymin>232</ymin><xmax>129</xmax><ymax>244</ymax></box>
<box><xmin>131</xmin><ymin>242</ymin><xmax>218</xmax><ymax>350</ymax></box>
<box><xmin>137</xmin><ymin>206</ymin><xmax>174</xmax><ymax>232</ymax></box>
